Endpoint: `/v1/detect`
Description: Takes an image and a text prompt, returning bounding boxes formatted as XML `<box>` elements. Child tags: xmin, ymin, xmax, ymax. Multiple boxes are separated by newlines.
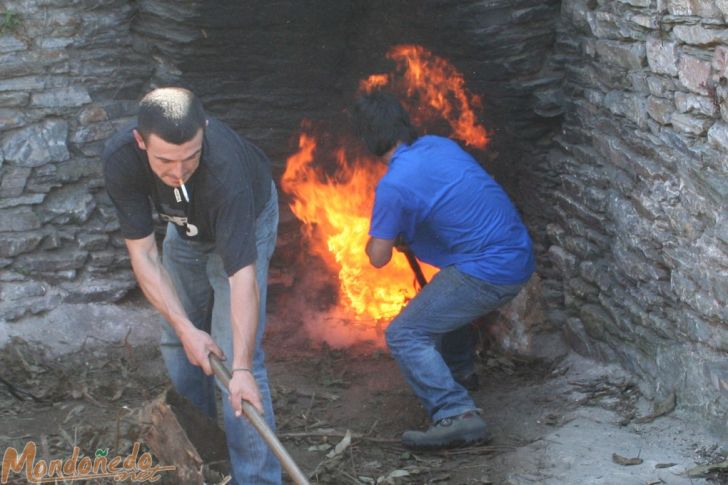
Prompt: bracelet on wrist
<box><xmin>232</xmin><ymin>367</ymin><xmax>252</xmax><ymax>374</ymax></box>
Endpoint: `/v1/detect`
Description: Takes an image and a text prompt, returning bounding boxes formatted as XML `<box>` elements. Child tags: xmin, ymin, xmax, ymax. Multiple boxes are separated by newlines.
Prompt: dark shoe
<box><xmin>402</xmin><ymin>411</ymin><xmax>491</xmax><ymax>450</ymax></box>
<box><xmin>455</xmin><ymin>372</ymin><xmax>479</xmax><ymax>391</ymax></box>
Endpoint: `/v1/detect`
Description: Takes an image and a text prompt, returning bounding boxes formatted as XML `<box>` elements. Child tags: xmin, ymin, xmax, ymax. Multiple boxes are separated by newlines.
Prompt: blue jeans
<box><xmin>385</xmin><ymin>265</ymin><xmax>526</xmax><ymax>422</ymax></box>
<box><xmin>160</xmin><ymin>183</ymin><xmax>281</xmax><ymax>484</ymax></box>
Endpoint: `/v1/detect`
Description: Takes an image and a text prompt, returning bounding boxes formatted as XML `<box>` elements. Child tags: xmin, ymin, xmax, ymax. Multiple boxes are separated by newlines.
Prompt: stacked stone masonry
<box><xmin>0</xmin><ymin>0</ymin><xmax>725</xmax><ymax>438</ymax></box>
<box><xmin>553</xmin><ymin>0</ymin><xmax>728</xmax><ymax>437</ymax></box>
<box><xmin>0</xmin><ymin>0</ymin><xmax>156</xmax><ymax>321</ymax></box>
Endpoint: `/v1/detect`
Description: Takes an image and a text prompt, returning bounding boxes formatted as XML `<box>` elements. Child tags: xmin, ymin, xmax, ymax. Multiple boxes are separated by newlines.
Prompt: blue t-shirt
<box><xmin>369</xmin><ymin>135</ymin><xmax>534</xmax><ymax>285</ymax></box>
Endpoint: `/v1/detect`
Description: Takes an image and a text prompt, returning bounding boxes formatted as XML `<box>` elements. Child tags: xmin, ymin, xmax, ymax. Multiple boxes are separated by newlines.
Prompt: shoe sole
<box><xmin>402</xmin><ymin>431</ymin><xmax>493</xmax><ymax>451</ymax></box>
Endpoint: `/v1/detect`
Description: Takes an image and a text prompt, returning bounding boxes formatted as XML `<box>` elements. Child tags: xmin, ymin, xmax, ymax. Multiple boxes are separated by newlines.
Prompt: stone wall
<box><xmin>0</xmin><ymin>0</ymin><xmax>155</xmax><ymax>320</ymax></box>
<box><xmin>0</xmin><ymin>0</ymin><xmax>562</xmax><ymax>324</ymax></box>
<box><xmin>549</xmin><ymin>0</ymin><xmax>728</xmax><ymax>437</ymax></box>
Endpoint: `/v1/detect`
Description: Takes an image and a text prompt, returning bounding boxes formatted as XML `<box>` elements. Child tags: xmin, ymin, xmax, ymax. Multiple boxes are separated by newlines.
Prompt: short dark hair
<box><xmin>137</xmin><ymin>87</ymin><xmax>206</xmax><ymax>144</ymax></box>
<box><xmin>351</xmin><ymin>91</ymin><xmax>418</xmax><ymax>156</ymax></box>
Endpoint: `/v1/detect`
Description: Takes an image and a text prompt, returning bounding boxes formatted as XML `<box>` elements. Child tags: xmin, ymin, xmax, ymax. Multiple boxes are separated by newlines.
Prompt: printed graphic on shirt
<box><xmin>159</xmin><ymin>201</ymin><xmax>198</xmax><ymax>237</ymax></box>
<box><xmin>160</xmin><ymin>213</ymin><xmax>199</xmax><ymax>236</ymax></box>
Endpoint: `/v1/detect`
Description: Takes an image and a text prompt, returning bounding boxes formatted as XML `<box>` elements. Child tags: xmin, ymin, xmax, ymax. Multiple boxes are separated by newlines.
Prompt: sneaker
<box><xmin>401</xmin><ymin>410</ymin><xmax>491</xmax><ymax>450</ymax></box>
<box><xmin>455</xmin><ymin>372</ymin><xmax>479</xmax><ymax>391</ymax></box>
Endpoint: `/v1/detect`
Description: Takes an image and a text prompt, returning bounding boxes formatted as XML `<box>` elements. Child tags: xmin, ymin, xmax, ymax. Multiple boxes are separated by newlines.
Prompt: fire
<box><xmin>360</xmin><ymin>44</ymin><xmax>489</xmax><ymax>150</ymax></box>
<box><xmin>281</xmin><ymin>127</ymin><xmax>434</xmax><ymax>324</ymax></box>
<box><xmin>281</xmin><ymin>44</ymin><xmax>488</xmax><ymax>342</ymax></box>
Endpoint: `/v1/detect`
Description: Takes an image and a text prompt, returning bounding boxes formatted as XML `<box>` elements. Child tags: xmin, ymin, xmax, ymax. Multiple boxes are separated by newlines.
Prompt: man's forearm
<box><xmin>229</xmin><ymin>265</ymin><xmax>259</xmax><ymax>369</ymax></box>
<box><xmin>126</xmin><ymin>237</ymin><xmax>193</xmax><ymax>337</ymax></box>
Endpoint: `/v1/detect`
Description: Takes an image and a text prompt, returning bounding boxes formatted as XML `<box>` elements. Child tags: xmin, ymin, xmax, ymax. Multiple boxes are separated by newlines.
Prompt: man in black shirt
<box><xmin>103</xmin><ymin>87</ymin><xmax>281</xmax><ymax>484</ymax></box>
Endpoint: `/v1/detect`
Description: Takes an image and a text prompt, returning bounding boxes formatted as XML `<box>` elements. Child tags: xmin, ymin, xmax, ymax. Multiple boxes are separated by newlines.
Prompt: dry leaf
<box><xmin>612</xmin><ymin>453</ymin><xmax>643</xmax><ymax>466</ymax></box>
<box><xmin>326</xmin><ymin>429</ymin><xmax>351</xmax><ymax>458</ymax></box>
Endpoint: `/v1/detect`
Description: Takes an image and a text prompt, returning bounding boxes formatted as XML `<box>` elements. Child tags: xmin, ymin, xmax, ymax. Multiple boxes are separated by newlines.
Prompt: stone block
<box><xmin>646</xmin><ymin>95</ymin><xmax>675</xmax><ymax>124</ymax></box>
<box><xmin>0</xmin><ymin>52</ymin><xmax>45</xmax><ymax>78</ymax></box>
<box><xmin>70</xmin><ymin>121</ymin><xmax>117</xmax><ymax>145</ymax></box>
<box><xmin>13</xmin><ymin>248</ymin><xmax>88</xmax><ymax>273</ymax></box>
<box><xmin>667</xmin><ymin>0</ymin><xmax>721</xmax><ymax>17</ymax></box>
<box><xmin>0</xmin><ymin>76</ymin><xmax>46</xmax><ymax>93</ymax></box>
<box><xmin>0</xmin><ymin>166</ymin><xmax>31</xmax><ymax>197</ymax></box>
<box><xmin>77</xmin><ymin>105</ymin><xmax>109</xmax><ymax>124</ymax></box>
<box><xmin>37</xmin><ymin>37</ymin><xmax>75</xmax><ymax>49</ymax></box>
<box><xmin>646</xmin><ymin>37</ymin><xmax>679</xmax><ymax>76</ymax></box>
<box><xmin>1</xmin><ymin>120</ymin><xmax>70</xmax><ymax>167</ymax></box>
<box><xmin>714</xmin><ymin>0</ymin><xmax>728</xmax><ymax>17</ymax></box>
<box><xmin>61</xmin><ymin>272</ymin><xmax>135</xmax><ymax>304</ymax></box>
<box><xmin>673</xmin><ymin>25</ymin><xmax>728</xmax><ymax>45</ymax></box>
<box><xmin>672</xmin><ymin>269</ymin><xmax>726</xmax><ymax>321</ymax></box>
<box><xmin>628</xmin><ymin>14</ymin><xmax>658</xmax><ymax>30</ymax></box>
<box><xmin>0</xmin><ymin>281</ymin><xmax>47</xmax><ymax>301</ymax></box>
<box><xmin>0</xmin><ymin>232</ymin><xmax>43</xmax><ymax>258</ymax></box>
<box><xmin>0</xmin><ymin>35</ymin><xmax>26</xmax><ymax>54</ymax></box>
<box><xmin>678</xmin><ymin>55</ymin><xmax>712</xmax><ymax>95</ymax></box>
<box><xmin>674</xmin><ymin>91</ymin><xmax>718</xmax><ymax>116</ymax></box>
<box><xmin>603</xmin><ymin>90</ymin><xmax>649</xmax><ymax>128</ymax></box>
<box><xmin>712</xmin><ymin>45</ymin><xmax>728</xmax><ymax>80</ymax></box>
<box><xmin>76</xmin><ymin>232</ymin><xmax>108</xmax><ymax>251</ymax></box>
<box><xmin>579</xmin><ymin>303</ymin><xmax>614</xmax><ymax>340</ymax></box>
<box><xmin>587</xmin><ymin>11</ymin><xmax>621</xmax><ymax>39</ymax></box>
<box><xmin>613</xmin><ymin>239</ymin><xmax>670</xmax><ymax>282</ymax></box>
<box><xmin>618</xmin><ymin>0</ymin><xmax>652</xmax><ymax>7</ymax></box>
<box><xmin>0</xmin><ymin>193</ymin><xmax>45</xmax><ymax>209</ymax></box>
<box><xmin>0</xmin><ymin>303</ymin><xmax>28</xmax><ymax>321</ymax></box>
<box><xmin>568</xmin><ymin>276</ymin><xmax>599</xmax><ymax>300</ymax></box>
<box><xmin>554</xmin><ymin>190</ymin><xmax>605</xmax><ymax>227</ymax></box>
<box><xmin>0</xmin><ymin>109</ymin><xmax>27</xmax><ymax>130</ymax></box>
<box><xmin>595</xmin><ymin>40</ymin><xmax>646</xmax><ymax>70</ymax></box>
<box><xmin>0</xmin><ymin>92</ymin><xmax>29</xmax><ymax>108</ymax></box>
<box><xmin>55</xmin><ymin>157</ymin><xmax>103</xmax><ymax>183</ymax></box>
<box><xmin>41</xmin><ymin>183</ymin><xmax>96</xmax><ymax>224</ymax></box>
<box><xmin>30</xmin><ymin>86</ymin><xmax>91</xmax><ymax>109</ymax></box>
<box><xmin>646</xmin><ymin>75</ymin><xmax>677</xmax><ymax>97</ymax></box>
<box><xmin>0</xmin><ymin>207</ymin><xmax>40</xmax><ymax>231</ymax></box>
<box><xmin>562</xmin><ymin>0</ymin><xmax>592</xmax><ymax>33</ymax></box>
<box><xmin>547</xmin><ymin>245</ymin><xmax>578</xmax><ymax>276</ymax></box>
<box><xmin>670</xmin><ymin>112</ymin><xmax>713</xmax><ymax>135</ymax></box>
<box><xmin>88</xmin><ymin>250</ymin><xmax>116</xmax><ymax>268</ymax></box>
<box><xmin>707</xmin><ymin>121</ymin><xmax>728</xmax><ymax>150</ymax></box>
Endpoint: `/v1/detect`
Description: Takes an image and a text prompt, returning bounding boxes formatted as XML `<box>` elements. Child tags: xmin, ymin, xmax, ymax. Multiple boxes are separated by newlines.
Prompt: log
<box><xmin>140</xmin><ymin>387</ymin><xmax>229</xmax><ymax>484</ymax></box>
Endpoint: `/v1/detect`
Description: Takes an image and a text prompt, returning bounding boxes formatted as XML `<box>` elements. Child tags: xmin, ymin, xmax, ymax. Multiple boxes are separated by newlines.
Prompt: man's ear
<box><xmin>132</xmin><ymin>129</ymin><xmax>147</xmax><ymax>150</ymax></box>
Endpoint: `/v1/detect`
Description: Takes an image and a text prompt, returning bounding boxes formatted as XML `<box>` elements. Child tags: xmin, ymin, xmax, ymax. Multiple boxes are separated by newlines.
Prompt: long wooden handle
<box><xmin>403</xmin><ymin>247</ymin><xmax>428</xmax><ymax>288</ymax></box>
<box><xmin>209</xmin><ymin>354</ymin><xmax>310</xmax><ymax>485</ymax></box>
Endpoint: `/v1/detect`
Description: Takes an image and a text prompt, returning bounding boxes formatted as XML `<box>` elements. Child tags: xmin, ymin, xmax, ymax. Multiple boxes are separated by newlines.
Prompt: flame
<box><xmin>281</xmin><ymin>126</ymin><xmax>436</xmax><ymax>325</ymax></box>
<box><xmin>361</xmin><ymin>44</ymin><xmax>489</xmax><ymax>149</ymax></box>
<box><xmin>281</xmin><ymin>44</ymin><xmax>487</xmax><ymax>343</ymax></box>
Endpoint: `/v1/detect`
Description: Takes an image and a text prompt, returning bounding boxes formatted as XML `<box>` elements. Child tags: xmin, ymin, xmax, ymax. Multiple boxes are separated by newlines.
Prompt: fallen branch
<box><xmin>686</xmin><ymin>459</ymin><xmax>728</xmax><ymax>478</ymax></box>
<box><xmin>0</xmin><ymin>375</ymin><xmax>44</xmax><ymax>402</ymax></box>
<box><xmin>280</xmin><ymin>429</ymin><xmax>399</xmax><ymax>444</ymax></box>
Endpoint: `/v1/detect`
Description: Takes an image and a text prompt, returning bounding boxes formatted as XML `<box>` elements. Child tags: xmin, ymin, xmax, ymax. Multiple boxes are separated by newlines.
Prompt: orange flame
<box><xmin>281</xmin><ymin>44</ymin><xmax>487</xmax><ymax>342</ymax></box>
<box><xmin>281</xmin><ymin>127</ymin><xmax>436</xmax><ymax>324</ymax></box>
<box><xmin>361</xmin><ymin>44</ymin><xmax>489</xmax><ymax>149</ymax></box>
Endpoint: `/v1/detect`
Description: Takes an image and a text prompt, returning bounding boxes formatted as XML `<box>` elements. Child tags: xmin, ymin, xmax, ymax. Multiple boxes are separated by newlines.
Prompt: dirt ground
<box><xmin>1</xmin><ymin>210</ymin><xmax>727</xmax><ymax>484</ymax></box>
<box><xmin>1</xmin><ymin>286</ymin><xmax>727</xmax><ymax>485</ymax></box>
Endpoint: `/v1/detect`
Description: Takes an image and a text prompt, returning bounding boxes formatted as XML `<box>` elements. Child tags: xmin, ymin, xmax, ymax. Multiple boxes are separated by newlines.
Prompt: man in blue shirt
<box><xmin>352</xmin><ymin>91</ymin><xmax>535</xmax><ymax>450</ymax></box>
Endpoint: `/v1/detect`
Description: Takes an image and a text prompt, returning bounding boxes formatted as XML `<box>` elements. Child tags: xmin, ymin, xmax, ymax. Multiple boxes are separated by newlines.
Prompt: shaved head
<box><xmin>137</xmin><ymin>87</ymin><xmax>206</xmax><ymax>144</ymax></box>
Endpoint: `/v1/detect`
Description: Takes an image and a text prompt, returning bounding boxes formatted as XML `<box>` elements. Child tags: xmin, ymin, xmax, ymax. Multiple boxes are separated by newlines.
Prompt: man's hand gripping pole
<box><xmin>208</xmin><ymin>354</ymin><xmax>310</xmax><ymax>485</ymax></box>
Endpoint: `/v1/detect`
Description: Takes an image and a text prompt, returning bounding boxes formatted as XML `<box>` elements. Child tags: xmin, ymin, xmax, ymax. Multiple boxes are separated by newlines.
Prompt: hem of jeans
<box><xmin>432</xmin><ymin>405</ymin><xmax>480</xmax><ymax>423</ymax></box>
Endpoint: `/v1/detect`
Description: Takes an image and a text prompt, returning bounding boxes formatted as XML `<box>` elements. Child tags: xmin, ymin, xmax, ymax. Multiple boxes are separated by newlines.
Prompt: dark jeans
<box><xmin>160</xmin><ymin>182</ymin><xmax>281</xmax><ymax>484</ymax></box>
<box><xmin>385</xmin><ymin>265</ymin><xmax>525</xmax><ymax>422</ymax></box>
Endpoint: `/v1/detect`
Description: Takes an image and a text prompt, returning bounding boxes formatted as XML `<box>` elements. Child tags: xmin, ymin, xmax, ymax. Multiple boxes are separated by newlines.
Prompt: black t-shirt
<box><xmin>102</xmin><ymin>118</ymin><xmax>272</xmax><ymax>276</ymax></box>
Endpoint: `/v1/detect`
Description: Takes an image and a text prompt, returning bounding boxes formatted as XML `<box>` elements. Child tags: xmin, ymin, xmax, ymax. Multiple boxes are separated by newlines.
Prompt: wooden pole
<box><xmin>209</xmin><ymin>354</ymin><xmax>310</xmax><ymax>485</ymax></box>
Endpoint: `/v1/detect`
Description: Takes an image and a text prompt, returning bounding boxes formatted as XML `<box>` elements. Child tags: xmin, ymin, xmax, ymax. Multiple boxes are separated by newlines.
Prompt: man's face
<box><xmin>133</xmin><ymin>128</ymin><xmax>203</xmax><ymax>187</ymax></box>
